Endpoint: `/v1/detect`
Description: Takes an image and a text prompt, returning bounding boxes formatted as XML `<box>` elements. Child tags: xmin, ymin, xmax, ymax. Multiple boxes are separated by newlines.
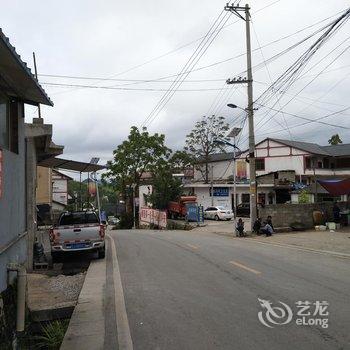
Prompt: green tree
<box><xmin>184</xmin><ymin>115</ymin><xmax>229</xmax><ymax>183</ymax></box>
<box><xmin>104</xmin><ymin>126</ymin><xmax>171</xmax><ymax>211</ymax></box>
<box><xmin>169</xmin><ymin>150</ymin><xmax>194</xmax><ymax>172</ymax></box>
<box><xmin>148</xmin><ymin>165</ymin><xmax>183</xmax><ymax>209</ymax></box>
<box><xmin>328</xmin><ymin>134</ymin><xmax>343</xmax><ymax>145</ymax></box>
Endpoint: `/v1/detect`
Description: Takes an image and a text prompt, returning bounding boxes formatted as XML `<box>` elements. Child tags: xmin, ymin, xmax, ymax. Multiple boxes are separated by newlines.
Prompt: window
<box><xmin>241</xmin><ymin>193</ymin><xmax>250</xmax><ymax>203</ymax></box>
<box><xmin>305</xmin><ymin>157</ymin><xmax>311</xmax><ymax>169</ymax></box>
<box><xmin>0</xmin><ymin>93</ymin><xmax>8</xmax><ymax>148</ymax></box>
<box><xmin>0</xmin><ymin>94</ymin><xmax>19</xmax><ymax>153</ymax></box>
<box><xmin>9</xmin><ymin>99</ymin><xmax>19</xmax><ymax>154</ymax></box>
<box><xmin>256</xmin><ymin>158</ymin><xmax>265</xmax><ymax>171</ymax></box>
<box><xmin>59</xmin><ymin>212</ymin><xmax>99</xmax><ymax>225</ymax></box>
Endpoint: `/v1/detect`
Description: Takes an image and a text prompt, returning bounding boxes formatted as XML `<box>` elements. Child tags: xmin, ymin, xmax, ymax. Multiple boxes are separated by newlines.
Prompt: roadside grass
<box><xmin>33</xmin><ymin>320</ymin><xmax>69</xmax><ymax>349</ymax></box>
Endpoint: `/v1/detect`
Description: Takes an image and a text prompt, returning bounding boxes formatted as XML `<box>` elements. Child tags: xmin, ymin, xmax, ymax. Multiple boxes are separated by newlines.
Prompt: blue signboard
<box><xmin>186</xmin><ymin>203</ymin><xmax>198</xmax><ymax>222</ymax></box>
<box><xmin>210</xmin><ymin>187</ymin><xmax>229</xmax><ymax>197</ymax></box>
<box><xmin>197</xmin><ymin>205</ymin><xmax>204</xmax><ymax>224</ymax></box>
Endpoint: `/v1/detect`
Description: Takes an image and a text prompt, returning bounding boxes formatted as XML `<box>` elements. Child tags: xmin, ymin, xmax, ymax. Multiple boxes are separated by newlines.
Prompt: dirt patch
<box><xmin>28</xmin><ymin>272</ymin><xmax>86</xmax><ymax>322</ymax></box>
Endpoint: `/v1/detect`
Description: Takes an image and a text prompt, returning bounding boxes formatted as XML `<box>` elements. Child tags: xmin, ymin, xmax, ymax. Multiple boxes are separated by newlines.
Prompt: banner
<box><xmin>139</xmin><ymin>207</ymin><xmax>167</xmax><ymax>228</ymax></box>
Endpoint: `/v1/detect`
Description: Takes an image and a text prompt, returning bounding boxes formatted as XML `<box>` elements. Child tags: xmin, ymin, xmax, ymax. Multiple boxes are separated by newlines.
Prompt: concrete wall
<box><xmin>192</xmin><ymin>185</ymin><xmax>272</xmax><ymax>210</ymax></box>
<box><xmin>258</xmin><ymin>202</ymin><xmax>341</xmax><ymax>228</ymax></box>
<box><xmin>0</xmin><ymin>103</ymin><xmax>27</xmax><ymax>292</ymax></box>
<box><xmin>36</xmin><ymin>166</ymin><xmax>52</xmax><ymax>204</ymax></box>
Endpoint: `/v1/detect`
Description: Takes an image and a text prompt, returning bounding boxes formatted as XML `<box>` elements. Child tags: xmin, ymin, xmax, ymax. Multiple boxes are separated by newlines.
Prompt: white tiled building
<box><xmin>185</xmin><ymin>138</ymin><xmax>350</xmax><ymax>210</ymax></box>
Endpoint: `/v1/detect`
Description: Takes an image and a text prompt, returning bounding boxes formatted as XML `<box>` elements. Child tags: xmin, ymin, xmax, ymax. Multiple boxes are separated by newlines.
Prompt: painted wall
<box><xmin>36</xmin><ymin>166</ymin><xmax>52</xmax><ymax>204</ymax></box>
<box><xmin>0</xmin><ymin>103</ymin><xmax>27</xmax><ymax>292</ymax></box>
<box><xmin>190</xmin><ymin>185</ymin><xmax>272</xmax><ymax>210</ymax></box>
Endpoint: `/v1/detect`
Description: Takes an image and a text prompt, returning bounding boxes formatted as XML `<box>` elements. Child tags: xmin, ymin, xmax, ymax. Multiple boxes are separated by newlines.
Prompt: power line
<box><xmin>40</xmin><ymin>82</ymin><xmax>234</xmax><ymax>92</ymax></box>
<box><xmin>142</xmin><ymin>10</ymin><xmax>232</xmax><ymax>127</ymax></box>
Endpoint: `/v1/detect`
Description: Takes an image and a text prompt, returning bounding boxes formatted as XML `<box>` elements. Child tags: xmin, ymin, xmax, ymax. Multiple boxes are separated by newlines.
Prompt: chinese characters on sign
<box><xmin>139</xmin><ymin>207</ymin><xmax>167</xmax><ymax>228</ymax></box>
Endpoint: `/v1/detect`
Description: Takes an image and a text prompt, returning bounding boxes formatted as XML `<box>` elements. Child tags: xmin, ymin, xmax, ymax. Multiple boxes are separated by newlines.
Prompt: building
<box><xmin>186</xmin><ymin>137</ymin><xmax>350</xmax><ymax>210</ymax></box>
<box><xmin>36</xmin><ymin>168</ymin><xmax>72</xmax><ymax>221</ymax></box>
<box><xmin>0</xmin><ymin>28</ymin><xmax>61</xmax><ymax>296</ymax></box>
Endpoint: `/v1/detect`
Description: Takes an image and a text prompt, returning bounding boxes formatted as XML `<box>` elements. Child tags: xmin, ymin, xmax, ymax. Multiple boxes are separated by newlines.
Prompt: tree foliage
<box><xmin>148</xmin><ymin>165</ymin><xmax>183</xmax><ymax>209</ymax></box>
<box><xmin>184</xmin><ymin>115</ymin><xmax>229</xmax><ymax>183</ymax></box>
<box><xmin>328</xmin><ymin>134</ymin><xmax>343</xmax><ymax>145</ymax></box>
<box><xmin>104</xmin><ymin>126</ymin><xmax>171</xmax><ymax>195</ymax></box>
<box><xmin>169</xmin><ymin>150</ymin><xmax>194</xmax><ymax>172</ymax></box>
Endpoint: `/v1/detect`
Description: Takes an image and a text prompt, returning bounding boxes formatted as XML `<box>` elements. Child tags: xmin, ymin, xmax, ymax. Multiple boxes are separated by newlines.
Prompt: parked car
<box><xmin>50</xmin><ymin>211</ymin><xmax>105</xmax><ymax>261</ymax></box>
<box><xmin>108</xmin><ymin>216</ymin><xmax>120</xmax><ymax>226</ymax></box>
<box><xmin>204</xmin><ymin>206</ymin><xmax>233</xmax><ymax>221</ymax></box>
<box><xmin>236</xmin><ymin>203</ymin><xmax>250</xmax><ymax>217</ymax></box>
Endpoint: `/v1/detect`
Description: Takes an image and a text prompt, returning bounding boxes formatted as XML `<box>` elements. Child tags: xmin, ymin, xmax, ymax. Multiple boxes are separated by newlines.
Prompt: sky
<box><xmin>1</xmin><ymin>0</ymin><xmax>350</xmax><ymax>167</ymax></box>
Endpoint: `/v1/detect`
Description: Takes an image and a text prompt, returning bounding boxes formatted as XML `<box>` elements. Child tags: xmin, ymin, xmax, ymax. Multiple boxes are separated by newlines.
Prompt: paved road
<box><xmin>107</xmin><ymin>229</ymin><xmax>350</xmax><ymax>350</ymax></box>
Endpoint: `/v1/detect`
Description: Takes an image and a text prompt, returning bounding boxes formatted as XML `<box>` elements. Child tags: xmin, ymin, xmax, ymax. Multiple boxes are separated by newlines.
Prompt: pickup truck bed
<box><xmin>50</xmin><ymin>211</ymin><xmax>105</xmax><ymax>261</ymax></box>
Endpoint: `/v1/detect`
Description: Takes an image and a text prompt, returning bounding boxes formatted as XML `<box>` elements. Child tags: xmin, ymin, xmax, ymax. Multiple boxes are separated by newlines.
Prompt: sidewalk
<box><xmin>249</xmin><ymin>229</ymin><xmax>350</xmax><ymax>256</ymax></box>
<box><xmin>60</xmin><ymin>258</ymin><xmax>106</xmax><ymax>350</ymax></box>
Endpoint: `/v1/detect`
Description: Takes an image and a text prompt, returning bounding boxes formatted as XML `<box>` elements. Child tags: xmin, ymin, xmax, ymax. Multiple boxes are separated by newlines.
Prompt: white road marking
<box><xmin>108</xmin><ymin>234</ymin><xmax>134</xmax><ymax>350</ymax></box>
<box><xmin>186</xmin><ymin>244</ymin><xmax>199</xmax><ymax>250</ymax></box>
<box><xmin>244</xmin><ymin>239</ymin><xmax>350</xmax><ymax>259</ymax></box>
<box><xmin>229</xmin><ymin>260</ymin><xmax>261</xmax><ymax>275</ymax></box>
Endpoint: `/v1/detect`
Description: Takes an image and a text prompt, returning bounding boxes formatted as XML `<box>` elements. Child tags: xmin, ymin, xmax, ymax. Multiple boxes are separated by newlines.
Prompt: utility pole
<box><xmin>211</xmin><ymin>165</ymin><xmax>214</xmax><ymax>206</ymax></box>
<box><xmin>225</xmin><ymin>3</ymin><xmax>257</xmax><ymax>229</ymax></box>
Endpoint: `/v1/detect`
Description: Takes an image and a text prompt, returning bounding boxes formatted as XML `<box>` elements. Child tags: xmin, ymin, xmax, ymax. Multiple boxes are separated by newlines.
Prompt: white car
<box><xmin>204</xmin><ymin>206</ymin><xmax>234</xmax><ymax>221</ymax></box>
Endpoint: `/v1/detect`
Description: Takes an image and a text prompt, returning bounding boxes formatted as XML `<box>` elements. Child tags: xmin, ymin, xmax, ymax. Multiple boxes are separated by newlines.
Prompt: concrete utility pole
<box><xmin>225</xmin><ymin>3</ymin><xmax>257</xmax><ymax>228</ymax></box>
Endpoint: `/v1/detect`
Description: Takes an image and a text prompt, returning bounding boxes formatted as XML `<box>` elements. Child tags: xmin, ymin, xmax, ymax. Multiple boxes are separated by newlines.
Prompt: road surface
<box><xmin>105</xmin><ymin>229</ymin><xmax>350</xmax><ymax>350</ymax></box>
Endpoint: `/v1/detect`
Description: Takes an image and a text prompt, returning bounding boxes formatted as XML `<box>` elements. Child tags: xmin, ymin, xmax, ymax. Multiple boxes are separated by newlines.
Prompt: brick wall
<box><xmin>259</xmin><ymin>202</ymin><xmax>347</xmax><ymax>228</ymax></box>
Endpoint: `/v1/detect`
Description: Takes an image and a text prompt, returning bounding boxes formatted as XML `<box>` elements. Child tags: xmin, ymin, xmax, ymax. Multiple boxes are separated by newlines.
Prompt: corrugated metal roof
<box><xmin>270</xmin><ymin>138</ymin><xmax>329</xmax><ymax>155</ymax></box>
<box><xmin>38</xmin><ymin>157</ymin><xmax>105</xmax><ymax>172</ymax></box>
<box><xmin>0</xmin><ymin>28</ymin><xmax>53</xmax><ymax>106</ymax></box>
<box><xmin>320</xmin><ymin>144</ymin><xmax>350</xmax><ymax>157</ymax></box>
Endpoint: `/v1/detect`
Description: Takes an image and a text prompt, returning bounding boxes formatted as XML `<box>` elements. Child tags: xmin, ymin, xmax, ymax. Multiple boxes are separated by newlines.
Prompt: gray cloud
<box><xmin>3</xmin><ymin>0</ymin><xmax>349</xmax><ymax>165</ymax></box>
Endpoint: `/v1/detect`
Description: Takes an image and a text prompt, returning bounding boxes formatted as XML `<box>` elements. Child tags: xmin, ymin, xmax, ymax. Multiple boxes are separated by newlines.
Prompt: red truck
<box><xmin>168</xmin><ymin>196</ymin><xmax>197</xmax><ymax>220</ymax></box>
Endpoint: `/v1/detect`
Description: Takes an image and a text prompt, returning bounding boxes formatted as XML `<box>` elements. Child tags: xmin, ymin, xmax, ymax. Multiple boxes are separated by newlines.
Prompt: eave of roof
<box><xmin>38</xmin><ymin>157</ymin><xmax>106</xmax><ymax>172</ymax></box>
<box><xmin>0</xmin><ymin>28</ymin><xmax>53</xmax><ymax>106</ymax></box>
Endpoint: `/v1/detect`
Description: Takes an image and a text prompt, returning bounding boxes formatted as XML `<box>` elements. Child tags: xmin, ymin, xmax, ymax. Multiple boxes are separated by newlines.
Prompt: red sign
<box><xmin>0</xmin><ymin>149</ymin><xmax>2</xmax><ymax>198</ymax></box>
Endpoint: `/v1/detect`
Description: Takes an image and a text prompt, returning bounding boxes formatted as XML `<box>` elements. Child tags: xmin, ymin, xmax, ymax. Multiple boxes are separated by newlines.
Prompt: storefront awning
<box><xmin>38</xmin><ymin>157</ymin><xmax>105</xmax><ymax>173</ymax></box>
<box><xmin>318</xmin><ymin>179</ymin><xmax>350</xmax><ymax>196</ymax></box>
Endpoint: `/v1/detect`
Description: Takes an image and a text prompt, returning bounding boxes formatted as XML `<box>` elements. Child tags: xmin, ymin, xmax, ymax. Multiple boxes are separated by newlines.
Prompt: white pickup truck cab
<box><xmin>50</xmin><ymin>211</ymin><xmax>105</xmax><ymax>261</ymax></box>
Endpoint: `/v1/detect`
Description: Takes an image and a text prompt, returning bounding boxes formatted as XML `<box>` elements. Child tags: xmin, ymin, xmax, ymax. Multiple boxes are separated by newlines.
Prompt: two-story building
<box><xmin>186</xmin><ymin>137</ymin><xmax>350</xmax><ymax>210</ymax></box>
<box><xmin>0</xmin><ymin>28</ymin><xmax>62</xmax><ymax>330</ymax></box>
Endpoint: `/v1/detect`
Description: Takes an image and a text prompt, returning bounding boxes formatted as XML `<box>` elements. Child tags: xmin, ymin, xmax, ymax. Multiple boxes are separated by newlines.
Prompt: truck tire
<box><xmin>98</xmin><ymin>247</ymin><xmax>105</xmax><ymax>259</ymax></box>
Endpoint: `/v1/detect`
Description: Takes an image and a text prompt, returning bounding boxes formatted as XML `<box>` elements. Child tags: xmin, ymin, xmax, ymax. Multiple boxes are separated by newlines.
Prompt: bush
<box><xmin>119</xmin><ymin>212</ymin><xmax>134</xmax><ymax>229</ymax></box>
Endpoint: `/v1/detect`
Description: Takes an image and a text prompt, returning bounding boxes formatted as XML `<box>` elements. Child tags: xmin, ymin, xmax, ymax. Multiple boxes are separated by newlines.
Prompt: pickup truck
<box><xmin>50</xmin><ymin>211</ymin><xmax>105</xmax><ymax>262</ymax></box>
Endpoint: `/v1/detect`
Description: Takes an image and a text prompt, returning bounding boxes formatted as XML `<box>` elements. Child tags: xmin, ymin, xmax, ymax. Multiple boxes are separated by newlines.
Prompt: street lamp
<box><xmin>228</xmin><ymin>102</ymin><xmax>258</xmax><ymax>229</ymax></box>
<box><xmin>214</xmin><ymin>126</ymin><xmax>241</xmax><ymax>235</ymax></box>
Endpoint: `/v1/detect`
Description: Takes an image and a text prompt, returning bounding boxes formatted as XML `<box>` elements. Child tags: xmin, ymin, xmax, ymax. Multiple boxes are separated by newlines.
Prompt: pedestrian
<box><xmin>265</xmin><ymin>215</ymin><xmax>274</xmax><ymax>232</ymax></box>
<box><xmin>261</xmin><ymin>220</ymin><xmax>274</xmax><ymax>237</ymax></box>
<box><xmin>333</xmin><ymin>202</ymin><xmax>341</xmax><ymax>223</ymax></box>
<box><xmin>253</xmin><ymin>217</ymin><xmax>262</xmax><ymax>235</ymax></box>
<box><xmin>236</xmin><ymin>218</ymin><xmax>245</xmax><ymax>237</ymax></box>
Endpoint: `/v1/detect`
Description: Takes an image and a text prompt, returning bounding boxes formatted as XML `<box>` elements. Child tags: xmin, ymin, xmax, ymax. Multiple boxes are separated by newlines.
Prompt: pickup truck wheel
<box><xmin>98</xmin><ymin>247</ymin><xmax>105</xmax><ymax>259</ymax></box>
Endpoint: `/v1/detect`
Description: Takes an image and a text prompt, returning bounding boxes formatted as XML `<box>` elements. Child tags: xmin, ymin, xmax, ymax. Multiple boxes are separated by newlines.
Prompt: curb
<box><xmin>60</xmin><ymin>258</ymin><xmax>106</xmax><ymax>350</ymax></box>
